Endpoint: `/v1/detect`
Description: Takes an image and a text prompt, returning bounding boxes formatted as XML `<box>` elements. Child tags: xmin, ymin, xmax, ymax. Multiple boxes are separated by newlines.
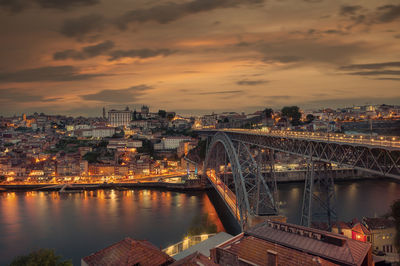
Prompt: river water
<box><xmin>1</xmin><ymin>179</ymin><xmax>399</xmax><ymax>265</ymax></box>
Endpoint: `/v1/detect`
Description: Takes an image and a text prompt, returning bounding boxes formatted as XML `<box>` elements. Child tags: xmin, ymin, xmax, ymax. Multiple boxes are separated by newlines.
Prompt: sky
<box><xmin>0</xmin><ymin>0</ymin><xmax>399</xmax><ymax>117</ymax></box>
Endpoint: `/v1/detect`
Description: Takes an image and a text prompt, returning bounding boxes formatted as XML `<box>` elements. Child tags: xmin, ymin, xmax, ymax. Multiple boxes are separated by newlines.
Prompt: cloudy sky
<box><xmin>0</xmin><ymin>0</ymin><xmax>399</xmax><ymax>117</ymax></box>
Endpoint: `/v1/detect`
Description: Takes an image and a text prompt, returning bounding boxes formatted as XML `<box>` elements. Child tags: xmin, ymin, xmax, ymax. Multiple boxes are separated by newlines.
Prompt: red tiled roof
<box><xmin>363</xmin><ymin>217</ymin><xmax>395</xmax><ymax>230</ymax></box>
<box><xmin>82</xmin><ymin>238</ymin><xmax>174</xmax><ymax>266</ymax></box>
<box><xmin>244</xmin><ymin>221</ymin><xmax>371</xmax><ymax>266</ymax></box>
<box><xmin>332</xmin><ymin>221</ymin><xmax>352</xmax><ymax>230</ymax></box>
<box><xmin>215</xmin><ymin>234</ymin><xmax>337</xmax><ymax>266</ymax></box>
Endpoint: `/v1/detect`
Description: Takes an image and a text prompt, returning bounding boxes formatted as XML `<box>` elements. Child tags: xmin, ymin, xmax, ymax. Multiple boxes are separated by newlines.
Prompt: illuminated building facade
<box><xmin>108</xmin><ymin>108</ymin><xmax>131</xmax><ymax>128</ymax></box>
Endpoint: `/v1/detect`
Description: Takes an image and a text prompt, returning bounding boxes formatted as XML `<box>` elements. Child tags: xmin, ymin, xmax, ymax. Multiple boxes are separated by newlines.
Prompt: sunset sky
<box><xmin>0</xmin><ymin>0</ymin><xmax>399</xmax><ymax>117</ymax></box>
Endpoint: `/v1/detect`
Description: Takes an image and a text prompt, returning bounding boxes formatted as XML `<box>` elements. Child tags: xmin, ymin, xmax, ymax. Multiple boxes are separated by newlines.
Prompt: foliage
<box><xmin>98</xmin><ymin>140</ymin><xmax>109</xmax><ymax>148</ymax></box>
<box><xmin>187</xmin><ymin>214</ymin><xmax>218</xmax><ymax>236</ymax></box>
<box><xmin>15</xmin><ymin>127</ymin><xmax>31</xmax><ymax>132</ymax></box>
<box><xmin>158</xmin><ymin>110</ymin><xmax>167</xmax><ymax>118</ymax></box>
<box><xmin>306</xmin><ymin>114</ymin><xmax>315</xmax><ymax>123</ymax></box>
<box><xmin>0</xmin><ymin>175</ymin><xmax>6</xmax><ymax>182</ymax></box>
<box><xmin>281</xmin><ymin>106</ymin><xmax>301</xmax><ymax>126</ymax></box>
<box><xmin>4</xmin><ymin>143</ymin><xmax>14</xmax><ymax>147</ymax></box>
<box><xmin>137</xmin><ymin>139</ymin><xmax>154</xmax><ymax>157</ymax></box>
<box><xmin>197</xmin><ymin>139</ymin><xmax>207</xmax><ymax>160</ymax></box>
<box><xmin>391</xmin><ymin>199</ymin><xmax>400</xmax><ymax>254</ymax></box>
<box><xmin>263</xmin><ymin>108</ymin><xmax>273</xmax><ymax>119</ymax></box>
<box><xmin>167</xmin><ymin>113</ymin><xmax>175</xmax><ymax>121</ymax></box>
<box><xmin>10</xmin><ymin>249</ymin><xmax>72</xmax><ymax>266</ymax></box>
<box><xmin>83</xmin><ymin>152</ymin><xmax>100</xmax><ymax>163</ymax></box>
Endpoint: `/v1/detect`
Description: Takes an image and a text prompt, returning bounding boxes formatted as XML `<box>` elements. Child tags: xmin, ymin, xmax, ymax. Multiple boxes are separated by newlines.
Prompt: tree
<box><xmin>391</xmin><ymin>199</ymin><xmax>400</xmax><ymax>255</ymax></box>
<box><xmin>167</xmin><ymin>113</ymin><xmax>175</xmax><ymax>121</ymax></box>
<box><xmin>306</xmin><ymin>114</ymin><xmax>315</xmax><ymax>123</ymax></box>
<box><xmin>158</xmin><ymin>110</ymin><xmax>167</xmax><ymax>118</ymax></box>
<box><xmin>281</xmin><ymin>106</ymin><xmax>301</xmax><ymax>126</ymax></box>
<box><xmin>10</xmin><ymin>249</ymin><xmax>72</xmax><ymax>266</ymax></box>
<box><xmin>263</xmin><ymin>108</ymin><xmax>273</xmax><ymax>119</ymax></box>
<box><xmin>83</xmin><ymin>152</ymin><xmax>100</xmax><ymax>163</ymax></box>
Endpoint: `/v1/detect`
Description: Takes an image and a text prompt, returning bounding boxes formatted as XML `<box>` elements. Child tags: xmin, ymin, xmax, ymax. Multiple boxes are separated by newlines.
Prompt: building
<box><xmin>177</xmin><ymin>140</ymin><xmax>198</xmax><ymax>157</ymax></box>
<box><xmin>154</xmin><ymin>136</ymin><xmax>192</xmax><ymax>150</ymax></box>
<box><xmin>211</xmin><ymin>220</ymin><xmax>372</xmax><ymax>266</ymax></box>
<box><xmin>108</xmin><ymin>108</ymin><xmax>131</xmax><ymax>128</ymax></box>
<box><xmin>107</xmin><ymin>139</ymin><xmax>142</xmax><ymax>150</ymax></box>
<box><xmin>363</xmin><ymin>217</ymin><xmax>398</xmax><ymax>255</ymax></box>
<box><xmin>141</xmin><ymin>105</ymin><xmax>150</xmax><ymax>117</ymax></box>
<box><xmin>81</xmin><ymin>237</ymin><xmax>174</xmax><ymax>266</ymax></box>
<box><xmin>332</xmin><ymin>217</ymin><xmax>398</xmax><ymax>259</ymax></box>
<box><xmin>92</xmin><ymin>127</ymin><xmax>115</xmax><ymax>138</ymax></box>
<box><xmin>80</xmin><ymin>160</ymin><xmax>88</xmax><ymax>176</ymax></box>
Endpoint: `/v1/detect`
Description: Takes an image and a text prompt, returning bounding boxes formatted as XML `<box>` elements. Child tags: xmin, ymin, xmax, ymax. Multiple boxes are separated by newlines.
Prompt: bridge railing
<box><xmin>220</xmin><ymin>128</ymin><xmax>400</xmax><ymax>149</ymax></box>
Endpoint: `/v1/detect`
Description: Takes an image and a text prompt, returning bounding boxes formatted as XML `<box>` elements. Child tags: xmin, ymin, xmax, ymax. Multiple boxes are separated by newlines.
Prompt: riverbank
<box><xmin>0</xmin><ymin>179</ymin><xmax>207</xmax><ymax>192</ymax></box>
<box><xmin>273</xmin><ymin>168</ymin><xmax>381</xmax><ymax>183</ymax></box>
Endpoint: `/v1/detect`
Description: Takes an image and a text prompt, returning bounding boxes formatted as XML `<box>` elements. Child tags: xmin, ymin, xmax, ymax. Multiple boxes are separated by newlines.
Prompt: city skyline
<box><xmin>0</xmin><ymin>0</ymin><xmax>400</xmax><ymax>116</ymax></box>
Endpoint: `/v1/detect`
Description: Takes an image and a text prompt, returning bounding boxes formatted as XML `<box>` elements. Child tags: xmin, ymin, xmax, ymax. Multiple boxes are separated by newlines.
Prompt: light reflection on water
<box><xmin>0</xmin><ymin>179</ymin><xmax>399</xmax><ymax>265</ymax></box>
<box><xmin>0</xmin><ymin>190</ymin><xmax>225</xmax><ymax>265</ymax></box>
<box><xmin>277</xmin><ymin>179</ymin><xmax>400</xmax><ymax>224</ymax></box>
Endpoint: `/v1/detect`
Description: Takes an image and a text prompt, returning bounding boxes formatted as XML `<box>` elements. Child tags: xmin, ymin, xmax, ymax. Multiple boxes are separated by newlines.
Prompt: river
<box><xmin>1</xmin><ymin>179</ymin><xmax>399</xmax><ymax>265</ymax></box>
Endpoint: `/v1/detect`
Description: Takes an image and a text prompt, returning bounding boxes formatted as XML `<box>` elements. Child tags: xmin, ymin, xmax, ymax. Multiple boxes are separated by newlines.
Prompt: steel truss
<box><xmin>216</xmin><ymin>131</ymin><xmax>400</xmax><ymax>179</ymax></box>
<box><xmin>300</xmin><ymin>160</ymin><xmax>337</xmax><ymax>230</ymax></box>
<box><xmin>203</xmin><ymin>132</ymin><xmax>278</xmax><ymax>229</ymax></box>
<box><xmin>200</xmin><ymin>130</ymin><xmax>400</xmax><ymax>230</ymax></box>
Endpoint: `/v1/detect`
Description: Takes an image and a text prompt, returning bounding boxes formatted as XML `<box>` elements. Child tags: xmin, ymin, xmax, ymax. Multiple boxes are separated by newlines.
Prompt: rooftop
<box><xmin>242</xmin><ymin>220</ymin><xmax>371</xmax><ymax>266</ymax></box>
<box><xmin>82</xmin><ymin>237</ymin><xmax>174</xmax><ymax>266</ymax></box>
<box><xmin>363</xmin><ymin>217</ymin><xmax>396</xmax><ymax>230</ymax></box>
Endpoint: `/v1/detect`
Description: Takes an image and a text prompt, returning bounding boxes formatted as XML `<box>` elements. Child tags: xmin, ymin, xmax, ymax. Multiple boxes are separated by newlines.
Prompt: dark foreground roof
<box><xmin>363</xmin><ymin>217</ymin><xmax>396</xmax><ymax>230</ymax></box>
<box><xmin>82</xmin><ymin>237</ymin><xmax>174</xmax><ymax>266</ymax></box>
<box><xmin>245</xmin><ymin>220</ymin><xmax>371</xmax><ymax>266</ymax></box>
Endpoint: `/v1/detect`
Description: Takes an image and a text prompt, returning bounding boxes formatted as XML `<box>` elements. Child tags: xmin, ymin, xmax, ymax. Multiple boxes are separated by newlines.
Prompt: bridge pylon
<box><xmin>301</xmin><ymin>159</ymin><xmax>337</xmax><ymax>230</ymax></box>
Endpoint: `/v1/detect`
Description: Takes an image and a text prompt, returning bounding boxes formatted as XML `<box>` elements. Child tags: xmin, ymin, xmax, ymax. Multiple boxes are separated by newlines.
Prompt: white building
<box><xmin>92</xmin><ymin>127</ymin><xmax>115</xmax><ymax>138</ymax></box>
<box><xmin>154</xmin><ymin>136</ymin><xmax>192</xmax><ymax>150</ymax></box>
<box><xmin>108</xmin><ymin>108</ymin><xmax>132</xmax><ymax>127</ymax></box>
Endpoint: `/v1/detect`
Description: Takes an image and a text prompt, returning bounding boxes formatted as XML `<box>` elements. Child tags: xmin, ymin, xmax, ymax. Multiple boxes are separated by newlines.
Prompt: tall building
<box><xmin>108</xmin><ymin>108</ymin><xmax>131</xmax><ymax>128</ymax></box>
<box><xmin>141</xmin><ymin>105</ymin><xmax>149</xmax><ymax>116</ymax></box>
<box><xmin>102</xmin><ymin>107</ymin><xmax>106</xmax><ymax>119</ymax></box>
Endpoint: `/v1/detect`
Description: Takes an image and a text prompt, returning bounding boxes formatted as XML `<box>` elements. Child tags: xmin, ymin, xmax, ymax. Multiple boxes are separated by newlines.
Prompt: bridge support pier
<box><xmin>301</xmin><ymin>160</ymin><xmax>337</xmax><ymax>230</ymax></box>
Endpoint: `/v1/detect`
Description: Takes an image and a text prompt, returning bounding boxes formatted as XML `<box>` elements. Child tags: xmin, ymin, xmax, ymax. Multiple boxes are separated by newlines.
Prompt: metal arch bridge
<box><xmin>199</xmin><ymin>128</ymin><xmax>400</xmax><ymax>231</ymax></box>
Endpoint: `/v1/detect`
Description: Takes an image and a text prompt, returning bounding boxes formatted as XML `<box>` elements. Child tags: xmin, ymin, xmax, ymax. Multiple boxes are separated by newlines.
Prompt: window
<box><xmin>267</xmin><ymin>250</ymin><xmax>278</xmax><ymax>266</ymax></box>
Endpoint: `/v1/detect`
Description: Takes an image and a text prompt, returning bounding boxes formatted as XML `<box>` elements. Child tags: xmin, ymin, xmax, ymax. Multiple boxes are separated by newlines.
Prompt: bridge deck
<box><xmin>219</xmin><ymin>129</ymin><xmax>400</xmax><ymax>149</ymax></box>
<box><xmin>207</xmin><ymin>173</ymin><xmax>240</xmax><ymax>221</ymax></box>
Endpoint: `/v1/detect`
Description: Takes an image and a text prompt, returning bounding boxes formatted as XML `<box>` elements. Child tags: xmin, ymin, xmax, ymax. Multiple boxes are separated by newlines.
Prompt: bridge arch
<box><xmin>203</xmin><ymin>132</ymin><xmax>277</xmax><ymax>228</ymax></box>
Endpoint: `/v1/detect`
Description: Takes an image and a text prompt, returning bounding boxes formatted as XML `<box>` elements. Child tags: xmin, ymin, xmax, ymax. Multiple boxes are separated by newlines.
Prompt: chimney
<box><xmin>267</xmin><ymin>250</ymin><xmax>278</xmax><ymax>266</ymax></box>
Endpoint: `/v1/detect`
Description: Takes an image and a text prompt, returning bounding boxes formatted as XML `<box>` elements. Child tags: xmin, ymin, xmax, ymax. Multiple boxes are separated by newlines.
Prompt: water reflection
<box><xmin>0</xmin><ymin>190</ymin><xmax>225</xmax><ymax>265</ymax></box>
<box><xmin>1</xmin><ymin>180</ymin><xmax>399</xmax><ymax>265</ymax></box>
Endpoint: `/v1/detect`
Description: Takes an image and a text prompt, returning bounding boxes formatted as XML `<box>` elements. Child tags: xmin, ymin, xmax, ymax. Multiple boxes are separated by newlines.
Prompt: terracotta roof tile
<box><xmin>363</xmin><ymin>217</ymin><xmax>395</xmax><ymax>230</ymax></box>
<box><xmin>82</xmin><ymin>238</ymin><xmax>174</xmax><ymax>266</ymax></box>
<box><xmin>216</xmin><ymin>234</ymin><xmax>337</xmax><ymax>266</ymax></box>
<box><xmin>243</xmin><ymin>221</ymin><xmax>371</xmax><ymax>266</ymax></box>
